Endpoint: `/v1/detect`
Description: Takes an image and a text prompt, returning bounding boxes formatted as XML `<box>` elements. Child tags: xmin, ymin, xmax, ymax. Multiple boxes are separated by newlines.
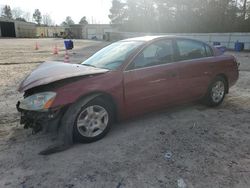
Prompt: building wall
<box><xmin>70</xmin><ymin>25</ymin><xmax>84</xmax><ymax>39</ymax></box>
<box><xmin>108</xmin><ymin>32</ymin><xmax>250</xmax><ymax>50</ymax></box>
<box><xmin>36</xmin><ymin>26</ymin><xmax>67</xmax><ymax>37</ymax></box>
<box><xmin>0</xmin><ymin>17</ymin><xmax>36</xmax><ymax>38</ymax></box>
<box><xmin>35</xmin><ymin>24</ymin><xmax>117</xmax><ymax>39</ymax></box>
<box><xmin>84</xmin><ymin>24</ymin><xmax>117</xmax><ymax>40</ymax></box>
<box><xmin>36</xmin><ymin>27</ymin><xmax>47</xmax><ymax>37</ymax></box>
<box><xmin>14</xmin><ymin>20</ymin><xmax>36</xmax><ymax>38</ymax></box>
<box><xmin>173</xmin><ymin>33</ymin><xmax>250</xmax><ymax>50</ymax></box>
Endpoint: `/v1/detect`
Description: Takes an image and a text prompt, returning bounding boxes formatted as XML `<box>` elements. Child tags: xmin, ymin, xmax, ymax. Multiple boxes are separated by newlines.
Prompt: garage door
<box><xmin>87</xmin><ymin>28</ymin><xmax>97</xmax><ymax>39</ymax></box>
<box><xmin>0</xmin><ymin>22</ymin><xmax>16</xmax><ymax>37</ymax></box>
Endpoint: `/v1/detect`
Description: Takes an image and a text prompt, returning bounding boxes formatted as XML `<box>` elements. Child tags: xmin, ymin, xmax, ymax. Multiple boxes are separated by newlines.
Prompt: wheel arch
<box><xmin>215</xmin><ymin>73</ymin><xmax>229</xmax><ymax>93</ymax></box>
<box><xmin>75</xmin><ymin>91</ymin><xmax>119</xmax><ymax>121</ymax></box>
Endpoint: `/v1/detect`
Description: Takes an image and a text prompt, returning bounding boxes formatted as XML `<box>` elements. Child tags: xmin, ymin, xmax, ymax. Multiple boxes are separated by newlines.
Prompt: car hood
<box><xmin>18</xmin><ymin>61</ymin><xmax>109</xmax><ymax>92</ymax></box>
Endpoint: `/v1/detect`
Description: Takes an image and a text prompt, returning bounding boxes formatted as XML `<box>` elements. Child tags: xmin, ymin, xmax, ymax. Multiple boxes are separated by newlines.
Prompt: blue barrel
<box><xmin>64</xmin><ymin>40</ymin><xmax>74</xmax><ymax>50</ymax></box>
<box><xmin>235</xmin><ymin>42</ymin><xmax>244</xmax><ymax>52</ymax></box>
<box><xmin>213</xmin><ymin>42</ymin><xmax>221</xmax><ymax>46</ymax></box>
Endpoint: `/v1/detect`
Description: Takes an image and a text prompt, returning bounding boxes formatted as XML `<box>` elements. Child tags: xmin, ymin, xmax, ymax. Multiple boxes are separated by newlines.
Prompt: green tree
<box><xmin>79</xmin><ymin>16</ymin><xmax>88</xmax><ymax>25</ymax></box>
<box><xmin>109</xmin><ymin>0</ymin><xmax>250</xmax><ymax>32</ymax></box>
<box><xmin>61</xmin><ymin>16</ymin><xmax>75</xmax><ymax>26</ymax></box>
<box><xmin>33</xmin><ymin>9</ymin><xmax>42</xmax><ymax>25</ymax></box>
<box><xmin>1</xmin><ymin>5</ymin><xmax>12</xmax><ymax>19</ymax></box>
<box><xmin>109</xmin><ymin>0</ymin><xmax>127</xmax><ymax>25</ymax></box>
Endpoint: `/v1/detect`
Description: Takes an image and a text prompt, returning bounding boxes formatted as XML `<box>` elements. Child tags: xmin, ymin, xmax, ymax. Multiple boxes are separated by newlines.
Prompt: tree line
<box><xmin>109</xmin><ymin>0</ymin><xmax>250</xmax><ymax>33</ymax></box>
<box><xmin>0</xmin><ymin>5</ymin><xmax>88</xmax><ymax>26</ymax></box>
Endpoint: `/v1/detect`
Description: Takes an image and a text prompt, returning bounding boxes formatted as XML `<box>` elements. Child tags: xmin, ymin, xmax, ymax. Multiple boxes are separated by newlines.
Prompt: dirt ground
<box><xmin>0</xmin><ymin>38</ymin><xmax>249</xmax><ymax>188</ymax></box>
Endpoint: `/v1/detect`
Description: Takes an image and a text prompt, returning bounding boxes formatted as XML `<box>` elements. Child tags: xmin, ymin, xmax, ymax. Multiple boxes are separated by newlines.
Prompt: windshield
<box><xmin>81</xmin><ymin>41</ymin><xmax>143</xmax><ymax>70</ymax></box>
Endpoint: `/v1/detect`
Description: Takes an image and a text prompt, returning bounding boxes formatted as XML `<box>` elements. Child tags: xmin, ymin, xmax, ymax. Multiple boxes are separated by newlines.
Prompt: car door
<box><xmin>175</xmin><ymin>39</ymin><xmax>216</xmax><ymax>101</ymax></box>
<box><xmin>123</xmin><ymin>39</ymin><xmax>181</xmax><ymax>117</ymax></box>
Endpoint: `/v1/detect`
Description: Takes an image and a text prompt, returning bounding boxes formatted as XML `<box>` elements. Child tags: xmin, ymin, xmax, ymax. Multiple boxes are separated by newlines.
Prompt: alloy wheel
<box><xmin>76</xmin><ymin>105</ymin><xmax>109</xmax><ymax>137</ymax></box>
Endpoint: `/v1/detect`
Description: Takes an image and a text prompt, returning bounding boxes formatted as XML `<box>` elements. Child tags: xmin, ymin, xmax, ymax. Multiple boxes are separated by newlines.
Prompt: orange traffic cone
<box><xmin>53</xmin><ymin>45</ymin><xmax>59</xmax><ymax>55</ymax></box>
<box><xmin>35</xmin><ymin>42</ymin><xmax>39</xmax><ymax>50</ymax></box>
<box><xmin>64</xmin><ymin>50</ymin><xmax>70</xmax><ymax>63</ymax></box>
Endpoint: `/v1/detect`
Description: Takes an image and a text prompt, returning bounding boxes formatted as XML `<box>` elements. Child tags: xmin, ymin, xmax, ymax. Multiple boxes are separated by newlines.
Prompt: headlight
<box><xmin>19</xmin><ymin>92</ymin><xmax>56</xmax><ymax>111</ymax></box>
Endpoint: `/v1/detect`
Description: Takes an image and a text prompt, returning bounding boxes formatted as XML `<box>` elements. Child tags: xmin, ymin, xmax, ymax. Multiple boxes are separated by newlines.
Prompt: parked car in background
<box><xmin>17</xmin><ymin>36</ymin><xmax>239</xmax><ymax>146</ymax></box>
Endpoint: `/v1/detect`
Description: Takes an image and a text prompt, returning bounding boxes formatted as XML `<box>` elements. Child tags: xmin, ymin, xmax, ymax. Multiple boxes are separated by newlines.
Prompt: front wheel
<box><xmin>204</xmin><ymin>76</ymin><xmax>227</xmax><ymax>107</ymax></box>
<box><xmin>61</xmin><ymin>97</ymin><xmax>114</xmax><ymax>143</ymax></box>
<box><xmin>74</xmin><ymin>98</ymin><xmax>114</xmax><ymax>143</ymax></box>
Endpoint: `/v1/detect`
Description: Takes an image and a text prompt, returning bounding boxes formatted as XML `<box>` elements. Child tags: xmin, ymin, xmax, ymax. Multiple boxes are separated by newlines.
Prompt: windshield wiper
<box><xmin>82</xmin><ymin>63</ymin><xmax>112</xmax><ymax>70</ymax></box>
<box><xmin>82</xmin><ymin>64</ymin><xmax>97</xmax><ymax>68</ymax></box>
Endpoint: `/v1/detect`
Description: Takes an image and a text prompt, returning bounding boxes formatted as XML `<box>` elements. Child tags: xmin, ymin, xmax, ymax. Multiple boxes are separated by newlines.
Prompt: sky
<box><xmin>0</xmin><ymin>0</ymin><xmax>112</xmax><ymax>24</ymax></box>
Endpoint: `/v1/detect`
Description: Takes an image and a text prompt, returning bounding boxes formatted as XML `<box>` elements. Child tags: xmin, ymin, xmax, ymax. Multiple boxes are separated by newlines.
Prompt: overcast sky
<box><xmin>0</xmin><ymin>0</ymin><xmax>112</xmax><ymax>24</ymax></box>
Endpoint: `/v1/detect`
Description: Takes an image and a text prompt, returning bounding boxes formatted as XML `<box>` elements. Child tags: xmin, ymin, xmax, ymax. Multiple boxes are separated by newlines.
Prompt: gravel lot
<box><xmin>0</xmin><ymin>38</ymin><xmax>249</xmax><ymax>188</ymax></box>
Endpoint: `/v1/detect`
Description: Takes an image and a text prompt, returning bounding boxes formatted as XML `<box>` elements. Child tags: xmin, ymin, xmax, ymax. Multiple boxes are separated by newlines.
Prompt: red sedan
<box><xmin>17</xmin><ymin>36</ymin><xmax>239</xmax><ymax>154</ymax></box>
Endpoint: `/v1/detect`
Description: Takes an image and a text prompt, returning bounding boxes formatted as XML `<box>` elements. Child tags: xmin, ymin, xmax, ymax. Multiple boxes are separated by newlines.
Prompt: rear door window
<box><xmin>176</xmin><ymin>39</ymin><xmax>207</xmax><ymax>61</ymax></box>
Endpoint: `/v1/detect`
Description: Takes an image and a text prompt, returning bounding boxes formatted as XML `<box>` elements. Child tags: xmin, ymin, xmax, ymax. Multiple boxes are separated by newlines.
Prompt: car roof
<box><xmin>121</xmin><ymin>35</ymin><xmax>212</xmax><ymax>47</ymax></box>
<box><xmin>121</xmin><ymin>35</ymin><xmax>175</xmax><ymax>42</ymax></box>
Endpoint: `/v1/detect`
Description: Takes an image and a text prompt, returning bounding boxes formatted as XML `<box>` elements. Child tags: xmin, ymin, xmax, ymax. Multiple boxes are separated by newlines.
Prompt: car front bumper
<box><xmin>16</xmin><ymin>101</ymin><xmax>63</xmax><ymax>134</ymax></box>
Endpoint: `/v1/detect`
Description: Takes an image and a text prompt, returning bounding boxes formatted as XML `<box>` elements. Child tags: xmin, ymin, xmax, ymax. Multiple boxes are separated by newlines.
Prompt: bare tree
<box><xmin>42</xmin><ymin>13</ymin><xmax>54</xmax><ymax>26</ymax></box>
<box><xmin>242</xmin><ymin>0</ymin><xmax>248</xmax><ymax>19</ymax></box>
<box><xmin>12</xmin><ymin>7</ymin><xmax>24</xmax><ymax>19</ymax></box>
<box><xmin>23</xmin><ymin>12</ymin><xmax>31</xmax><ymax>22</ymax></box>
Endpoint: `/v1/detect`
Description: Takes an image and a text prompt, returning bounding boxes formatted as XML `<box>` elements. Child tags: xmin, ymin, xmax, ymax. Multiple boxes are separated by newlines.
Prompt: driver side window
<box><xmin>131</xmin><ymin>40</ymin><xmax>174</xmax><ymax>69</ymax></box>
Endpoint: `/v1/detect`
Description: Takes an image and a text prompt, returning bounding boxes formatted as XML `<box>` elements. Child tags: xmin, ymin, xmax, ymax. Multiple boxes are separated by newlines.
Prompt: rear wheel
<box><xmin>204</xmin><ymin>76</ymin><xmax>227</xmax><ymax>107</ymax></box>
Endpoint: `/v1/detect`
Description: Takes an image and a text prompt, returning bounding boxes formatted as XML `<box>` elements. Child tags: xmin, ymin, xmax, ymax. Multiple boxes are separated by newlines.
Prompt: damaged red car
<box><xmin>17</xmin><ymin>36</ymin><xmax>239</xmax><ymax>144</ymax></box>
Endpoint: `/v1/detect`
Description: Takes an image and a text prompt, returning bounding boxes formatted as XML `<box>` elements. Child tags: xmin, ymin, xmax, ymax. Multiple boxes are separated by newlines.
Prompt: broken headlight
<box><xmin>19</xmin><ymin>92</ymin><xmax>56</xmax><ymax>111</ymax></box>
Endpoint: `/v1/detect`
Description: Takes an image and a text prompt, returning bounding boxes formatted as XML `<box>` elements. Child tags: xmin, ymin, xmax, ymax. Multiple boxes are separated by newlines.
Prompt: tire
<box><xmin>204</xmin><ymin>76</ymin><xmax>227</xmax><ymax>107</ymax></box>
<box><xmin>62</xmin><ymin>97</ymin><xmax>114</xmax><ymax>143</ymax></box>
